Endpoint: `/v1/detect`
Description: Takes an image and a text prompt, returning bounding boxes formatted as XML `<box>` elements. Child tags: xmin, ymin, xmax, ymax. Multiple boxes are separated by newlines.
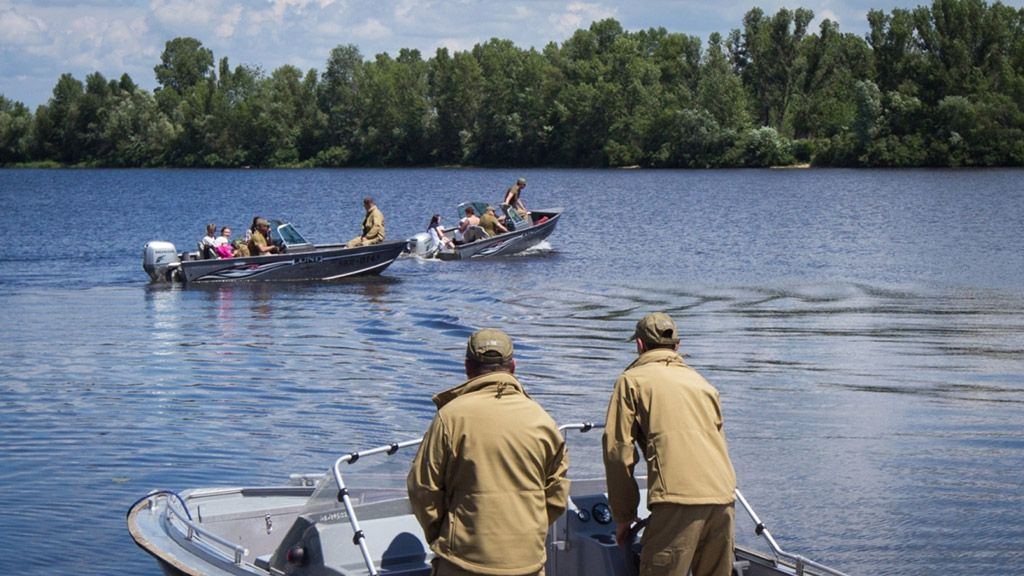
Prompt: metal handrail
<box><xmin>558</xmin><ymin>421</ymin><xmax>849</xmax><ymax>576</ymax></box>
<box><xmin>326</xmin><ymin>419</ymin><xmax>848</xmax><ymax>576</ymax></box>
<box><xmin>733</xmin><ymin>489</ymin><xmax>851</xmax><ymax>576</ymax></box>
<box><xmin>331</xmin><ymin>438</ymin><xmax>424</xmax><ymax>576</ymax></box>
<box><xmin>161</xmin><ymin>495</ymin><xmax>250</xmax><ymax>566</ymax></box>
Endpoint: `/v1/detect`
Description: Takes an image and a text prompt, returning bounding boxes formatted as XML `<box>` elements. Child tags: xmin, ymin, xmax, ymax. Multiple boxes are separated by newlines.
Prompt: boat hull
<box><xmin>128</xmin><ymin>479</ymin><xmax>845</xmax><ymax>576</ymax></box>
<box><xmin>176</xmin><ymin>240</ymin><xmax>408</xmax><ymax>283</ymax></box>
<box><xmin>439</xmin><ymin>208</ymin><xmax>562</xmax><ymax>260</ymax></box>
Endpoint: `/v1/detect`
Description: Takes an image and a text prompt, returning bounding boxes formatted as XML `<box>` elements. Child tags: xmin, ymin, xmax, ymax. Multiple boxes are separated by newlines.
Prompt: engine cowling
<box><xmin>407</xmin><ymin>232</ymin><xmax>434</xmax><ymax>257</ymax></box>
<box><xmin>143</xmin><ymin>241</ymin><xmax>181</xmax><ymax>282</ymax></box>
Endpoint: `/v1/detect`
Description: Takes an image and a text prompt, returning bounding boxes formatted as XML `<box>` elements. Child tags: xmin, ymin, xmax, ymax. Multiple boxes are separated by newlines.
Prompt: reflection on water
<box><xmin>1</xmin><ymin>168</ymin><xmax>1023</xmax><ymax>576</ymax></box>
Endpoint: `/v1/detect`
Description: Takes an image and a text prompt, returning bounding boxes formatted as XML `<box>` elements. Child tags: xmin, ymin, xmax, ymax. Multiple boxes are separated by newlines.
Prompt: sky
<box><xmin>2</xmin><ymin>0</ymin><xmax>1022</xmax><ymax>110</ymax></box>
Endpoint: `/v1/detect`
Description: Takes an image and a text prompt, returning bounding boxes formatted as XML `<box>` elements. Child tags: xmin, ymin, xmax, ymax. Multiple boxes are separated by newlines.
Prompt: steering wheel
<box><xmin>622</xmin><ymin>517</ymin><xmax>649</xmax><ymax>576</ymax></box>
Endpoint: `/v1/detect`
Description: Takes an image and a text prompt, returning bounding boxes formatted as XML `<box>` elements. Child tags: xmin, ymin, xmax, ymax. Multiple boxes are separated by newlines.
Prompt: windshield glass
<box><xmin>272</xmin><ymin>222</ymin><xmax>310</xmax><ymax>246</ymax></box>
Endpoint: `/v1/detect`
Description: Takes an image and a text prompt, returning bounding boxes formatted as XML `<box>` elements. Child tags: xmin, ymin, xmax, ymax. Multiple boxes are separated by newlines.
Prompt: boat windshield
<box><xmin>271</xmin><ymin>221</ymin><xmax>312</xmax><ymax>248</ymax></box>
<box><xmin>455</xmin><ymin>201</ymin><xmax>491</xmax><ymax>220</ymax></box>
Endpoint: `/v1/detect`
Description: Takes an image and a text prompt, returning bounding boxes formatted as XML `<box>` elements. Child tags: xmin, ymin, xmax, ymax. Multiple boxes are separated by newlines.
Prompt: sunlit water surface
<box><xmin>1</xmin><ymin>168</ymin><xmax>1022</xmax><ymax>575</ymax></box>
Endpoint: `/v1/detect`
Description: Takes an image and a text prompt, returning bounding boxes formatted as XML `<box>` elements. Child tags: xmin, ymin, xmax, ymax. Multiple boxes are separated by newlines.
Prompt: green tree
<box><xmin>698</xmin><ymin>32</ymin><xmax>751</xmax><ymax>131</ymax></box>
<box><xmin>789</xmin><ymin>20</ymin><xmax>872</xmax><ymax>140</ymax></box>
<box><xmin>430</xmin><ymin>48</ymin><xmax>484</xmax><ymax>164</ymax></box>
<box><xmin>731</xmin><ymin>8</ymin><xmax>813</xmax><ymax>132</ymax></box>
<box><xmin>154</xmin><ymin>37</ymin><xmax>214</xmax><ymax>95</ymax></box>
<box><xmin>0</xmin><ymin>96</ymin><xmax>33</xmax><ymax>164</ymax></box>
<box><xmin>319</xmin><ymin>44</ymin><xmax>364</xmax><ymax>164</ymax></box>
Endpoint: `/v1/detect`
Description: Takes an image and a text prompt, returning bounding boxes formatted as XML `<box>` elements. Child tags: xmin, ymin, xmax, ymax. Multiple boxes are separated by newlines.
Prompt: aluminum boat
<box><xmin>127</xmin><ymin>423</ymin><xmax>850</xmax><ymax>576</ymax></box>
<box><xmin>143</xmin><ymin>221</ymin><xmax>408</xmax><ymax>283</ymax></box>
<box><xmin>409</xmin><ymin>203</ymin><xmax>562</xmax><ymax>260</ymax></box>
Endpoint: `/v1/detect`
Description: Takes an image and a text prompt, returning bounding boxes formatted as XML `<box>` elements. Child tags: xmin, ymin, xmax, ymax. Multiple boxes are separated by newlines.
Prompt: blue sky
<box><xmin>2</xmin><ymin>0</ymin><xmax>1022</xmax><ymax>110</ymax></box>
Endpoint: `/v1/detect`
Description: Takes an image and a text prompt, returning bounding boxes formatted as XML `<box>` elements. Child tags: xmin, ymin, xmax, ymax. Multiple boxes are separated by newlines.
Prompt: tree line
<box><xmin>2</xmin><ymin>0</ymin><xmax>1022</xmax><ymax>168</ymax></box>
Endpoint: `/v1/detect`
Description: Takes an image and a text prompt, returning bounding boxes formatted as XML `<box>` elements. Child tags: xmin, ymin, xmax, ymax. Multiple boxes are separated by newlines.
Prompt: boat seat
<box><xmin>198</xmin><ymin>242</ymin><xmax>218</xmax><ymax>259</ymax></box>
<box><xmin>462</xmin><ymin>226</ymin><xmax>488</xmax><ymax>243</ymax></box>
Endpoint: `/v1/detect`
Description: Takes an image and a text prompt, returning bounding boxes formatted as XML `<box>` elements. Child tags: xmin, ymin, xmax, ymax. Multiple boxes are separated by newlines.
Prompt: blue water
<box><xmin>1</xmin><ymin>168</ymin><xmax>1022</xmax><ymax>575</ymax></box>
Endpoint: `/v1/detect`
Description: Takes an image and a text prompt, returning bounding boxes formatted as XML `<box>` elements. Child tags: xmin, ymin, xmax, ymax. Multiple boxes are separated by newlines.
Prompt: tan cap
<box><xmin>629</xmin><ymin>312</ymin><xmax>679</xmax><ymax>346</ymax></box>
<box><xmin>466</xmin><ymin>328</ymin><xmax>514</xmax><ymax>364</ymax></box>
<box><xmin>517</xmin><ymin>177</ymin><xmax>526</xmax><ymax>185</ymax></box>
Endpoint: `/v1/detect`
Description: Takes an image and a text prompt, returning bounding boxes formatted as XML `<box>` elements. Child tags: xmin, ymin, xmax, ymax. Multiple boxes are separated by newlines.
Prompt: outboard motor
<box><xmin>408</xmin><ymin>232</ymin><xmax>434</xmax><ymax>257</ymax></box>
<box><xmin>143</xmin><ymin>241</ymin><xmax>181</xmax><ymax>282</ymax></box>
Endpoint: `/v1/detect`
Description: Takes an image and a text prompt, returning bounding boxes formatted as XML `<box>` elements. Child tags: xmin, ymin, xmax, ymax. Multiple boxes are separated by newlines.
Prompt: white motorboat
<box><xmin>127</xmin><ymin>422</ymin><xmax>850</xmax><ymax>576</ymax></box>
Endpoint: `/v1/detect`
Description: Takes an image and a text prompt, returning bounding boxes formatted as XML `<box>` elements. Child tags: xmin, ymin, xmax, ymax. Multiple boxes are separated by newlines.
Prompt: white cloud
<box><xmin>352</xmin><ymin>17</ymin><xmax>391</xmax><ymax>42</ymax></box>
<box><xmin>216</xmin><ymin>4</ymin><xmax>242</xmax><ymax>38</ymax></box>
<box><xmin>435</xmin><ymin>35</ymin><xmax>478</xmax><ymax>54</ymax></box>
<box><xmin>0</xmin><ymin>5</ymin><xmax>48</xmax><ymax>46</ymax></box>
<box><xmin>549</xmin><ymin>2</ymin><xmax>617</xmax><ymax>37</ymax></box>
<box><xmin>149</xmin><ymin>0</ymin><xmax>223</xmax><ymax>31</ymax></box>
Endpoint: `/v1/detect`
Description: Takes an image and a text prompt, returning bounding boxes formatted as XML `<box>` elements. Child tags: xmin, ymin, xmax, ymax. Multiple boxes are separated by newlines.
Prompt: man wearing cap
<box><xmin>247</xmin><ymin>218</ymin><xmax>279</xmax><ymax>255</ymax></box>
<box><xmin>345</xmin><ymin>196</ymin><xmax>385</xmax><ymax>247</ymax></box>
<box><xmin>479</xmin><ymin>206</ymin><xmax>508</xmax><ymax>237</ymax></box>
<box><xmin>408</xmin><ymin>328</ymin><xmax>569</xmax><ymax>576</ymax></box>
<box><xmin>502</xmin><ymin>177</ymin><xmax>528</xmax><ymax>216</ymax></box>
<box><xmin>603</xmin><ymin>312</ymin><xmax>737</xmax><ymax>576</ymax></box>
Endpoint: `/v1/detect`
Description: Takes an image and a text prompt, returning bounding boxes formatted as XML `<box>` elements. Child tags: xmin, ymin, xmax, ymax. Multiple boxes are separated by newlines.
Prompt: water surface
<box><xmin>1</xmin><ymin>168</ymin><xmax>1022</xmax><ymax>575</ymax></box>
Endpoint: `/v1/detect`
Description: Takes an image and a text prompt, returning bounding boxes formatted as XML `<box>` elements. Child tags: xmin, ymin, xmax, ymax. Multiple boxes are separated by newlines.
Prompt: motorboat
<box><xmin>408</xmin><ymin>203</ymin><xmax>563</xmax><ymax>260</ymax></box>
<box><xmin>142</xmin><ymin>221</ymin><xmax>409</xmax><ymax>283</ymax></box>
<box><xmin>127</xmin><ymin>422</ymin><xmax>850</xmax><ymax>576</ymax></box>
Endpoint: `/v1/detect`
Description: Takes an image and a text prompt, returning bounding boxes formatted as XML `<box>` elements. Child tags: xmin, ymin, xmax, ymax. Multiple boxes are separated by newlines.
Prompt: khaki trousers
<box><xmin>345</xmin><ymin>235</ymin><xmax>382</xmax><ymax>248</ymax></box>
<box><xmin>431</xmin><ymin>557</ymin><xmax>544</xmax><ymax>576</ymax></box>
<box><xmin>639</xmin><ymin>503</ymin><xmax>734</xmax><ymax>576</ymax></box>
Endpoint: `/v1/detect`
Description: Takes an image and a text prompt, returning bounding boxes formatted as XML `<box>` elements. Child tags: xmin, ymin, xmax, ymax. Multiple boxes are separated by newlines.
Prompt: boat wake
<box><xmin>516</xmin><ymin>240</ymin><xmax>553</xmax><ymax>255</ymax></box>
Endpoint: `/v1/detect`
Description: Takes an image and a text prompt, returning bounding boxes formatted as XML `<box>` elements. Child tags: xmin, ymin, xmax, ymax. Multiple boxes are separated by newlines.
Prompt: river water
<box><xmin>1</xmin><ymin>168</ymin><xmax>1022</xmax><ymax>575</ymax></box>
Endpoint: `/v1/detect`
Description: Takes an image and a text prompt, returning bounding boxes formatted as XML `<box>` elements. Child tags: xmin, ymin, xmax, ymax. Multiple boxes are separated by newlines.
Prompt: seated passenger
<box><xmin>454</xmin><ymin>207</ymin><xmax>480</xmax><ymax>245</ymax></box>
<box><xmin>247</xmin><ymin>218</ymin><xmax>279</xmax><ymax>256</ymax></box>
<box><xmin>480</xmin><ymin>206</ymin><xmax>508</xmax><ymax>237</ymax></box>
<box><xmin>345</xmin><ymin>197</ymin><xmax>386</xmax><ymax>248</ymax></box>
<box><xmin>214</xmin><ymin>226</ymin><xmax>235</xmax><ymax>258</ymax></box>
<box><xmin>427</xmin><ymin>214</ymin><xmax>455</xmax><ymax>253</ymax></box>
<box><xmin>200</xmin><ymin>223</ymin><xmax>217</xmax><ymax>259</ymax></box>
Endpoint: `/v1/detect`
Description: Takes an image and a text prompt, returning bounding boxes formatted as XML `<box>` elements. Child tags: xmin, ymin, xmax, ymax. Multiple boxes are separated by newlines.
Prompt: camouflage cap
<box><xmin>629</xmin><ymin>312</ymin><xmax>679</xmax><ymax>347</ymax></box>
<box><xmin>466</xmin><ymin>328</ymin><xmax>514</xmax><ymax>364</ymax></box>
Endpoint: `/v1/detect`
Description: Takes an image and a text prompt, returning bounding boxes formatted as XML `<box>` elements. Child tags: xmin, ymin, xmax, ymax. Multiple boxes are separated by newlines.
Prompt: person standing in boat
<box><xmin>345</xmin><ymin>196</ymin><xmax>385</xmax><ymax>247</ymax></box>
<box><xmin>603</xmin><ymin>312</ymin><xmax>737</xmax><ymax>576</ymax></box>
<box><xmin>408</xmin><ymin>328</ymin><xmax>570</xmax><ymax>576</ymax></box>
<box><xmin>502</xmin><ymin>177</ymin><xmax>528</xmax><ymax>217</ymax></box>
<box><xmin>479</xmin><ymin>206</ymin><xmax>508</xmax><ymax>237</ymax></box>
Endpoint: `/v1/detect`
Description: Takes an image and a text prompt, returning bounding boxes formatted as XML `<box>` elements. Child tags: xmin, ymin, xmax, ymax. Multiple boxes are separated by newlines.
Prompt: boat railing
<box><xmin>331</xmin><ymin>438</ymin><xmax>425</xmax><ymax>576</ymax></box>
<box><xmin>158</xmin><ymin>491</ymin><xmax>250</xmax><ymax>566</ymax></box>
<box><xmin>559</xmin><ymin>422</ymin><xmax>851</xmax><ymax>576</ymax></box>
<box><xmin>328</xmin><ymin>421</ymin><xmax>849</xmax><ymax>576</ymax></box>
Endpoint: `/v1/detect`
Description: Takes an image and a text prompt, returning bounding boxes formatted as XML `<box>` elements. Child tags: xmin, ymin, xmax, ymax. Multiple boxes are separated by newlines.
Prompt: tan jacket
<box><xmin>408</xmin><ymin>372</ymin><xmax>570</xmax><ymax>575</ymax></box>
<box><xmin>362</xmin><ymin>205</ymin><xmax>385</xmax><ymax>242</ymax></box>
<box><xmin>603</xmin><ymin>349</ymin><xmax>736</xmax><ymax>524</ymax></box>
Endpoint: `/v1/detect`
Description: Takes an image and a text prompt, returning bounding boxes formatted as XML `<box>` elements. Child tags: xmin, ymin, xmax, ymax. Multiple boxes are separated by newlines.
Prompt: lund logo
<box><xmin>294</xmin><ymin>256</ymin><xmax>324</xmax><ymax>264</ymax></box>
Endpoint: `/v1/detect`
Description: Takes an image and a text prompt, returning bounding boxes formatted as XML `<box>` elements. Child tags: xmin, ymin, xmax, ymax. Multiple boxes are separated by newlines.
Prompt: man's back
<box><xmin>607</xmin><ymin>348</ymin><xmax>735</xmax><ymax>510</ymax></box>
<box><xmin>409</xmin><ymin>371</ymin><xmax>568</xmax><ymax>575</ymax></box>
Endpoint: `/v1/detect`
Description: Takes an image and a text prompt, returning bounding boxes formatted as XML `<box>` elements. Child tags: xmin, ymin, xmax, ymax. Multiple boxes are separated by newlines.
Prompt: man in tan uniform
<box><xmin>345</xmin><ymin>196</ymin><xmax>385</xmax><ymax>247</ymax></box>
<box><xmin>603</xmin><ymin>312</ymin><xmax>736</xmax><ymax>576</ymax></box>
<box><xmin>408</xmin><ymin>328</ymin><xmax>570</xmax><ymax>576</ymax></box>
<box><xmin>479</xmin><ymin>206</ymin><xmax>508</xmax><ymax>237</ymax></box>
